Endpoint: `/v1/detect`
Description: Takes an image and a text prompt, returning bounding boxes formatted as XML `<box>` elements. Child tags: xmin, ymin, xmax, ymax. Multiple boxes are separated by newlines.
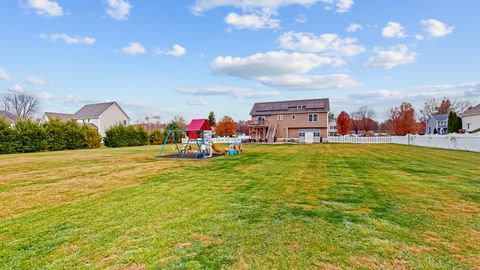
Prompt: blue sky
<box><xmin>1</xmin><ymin>0</ymin><xmax>479</xmax><ymax>122</ymax></box>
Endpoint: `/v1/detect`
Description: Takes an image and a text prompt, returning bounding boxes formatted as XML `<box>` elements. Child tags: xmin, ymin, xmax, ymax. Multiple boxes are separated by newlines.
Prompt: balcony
<box><xmin>248</xmin><ymin>119</ymin><xmax>269</xmax><ymax>127</ymax></box>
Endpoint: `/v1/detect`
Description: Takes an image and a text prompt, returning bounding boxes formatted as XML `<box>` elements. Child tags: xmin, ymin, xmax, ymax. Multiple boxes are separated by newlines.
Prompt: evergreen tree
<box><xmin>447</xmin><ymin>111</ymin><xmax>459</xmax><ymax>133</ymax></box>
<box><xmin>208</xmin><ymin>111</ymin><xmax>216</xmax><ymax>127</ymax></box>
<box><xmin>433</xmin><ymin>128</ymin><xmax>437</xmax><ymax>134</ymax></box>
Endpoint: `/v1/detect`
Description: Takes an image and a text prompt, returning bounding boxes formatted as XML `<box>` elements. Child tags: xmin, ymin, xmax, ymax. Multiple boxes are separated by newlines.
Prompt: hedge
<box><xmin>0</xmin><ymin>118</ymin><xmax>102</xmax><ymax>154</ymax></box>
<box><xmin>104</xmin><ymin>125</ymin><xmax>149</xmax><ymax>147</ymax></box>
<box><xmin>149</xmin><ymin>129</ymin><xmax>166</xmax><ymax>145</ymax></box>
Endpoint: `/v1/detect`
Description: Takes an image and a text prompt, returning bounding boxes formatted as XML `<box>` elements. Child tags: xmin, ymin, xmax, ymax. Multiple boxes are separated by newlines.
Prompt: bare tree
<box><xmin>2</xmin><ymin>93</ymin><xmax>39</xmax><ymax>119</ymax></box>
<box><xmin>420</xmin><ymin>97</ymin><xmax>473</xmax><ymax>120</ymax></box>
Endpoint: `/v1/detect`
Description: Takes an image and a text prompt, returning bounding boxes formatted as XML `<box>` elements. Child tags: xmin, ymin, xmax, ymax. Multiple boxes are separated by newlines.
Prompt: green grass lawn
<box><xmin>1</xmin><ymin>144</ymin><xmax>479</xmax><ymax>269</ymax></box>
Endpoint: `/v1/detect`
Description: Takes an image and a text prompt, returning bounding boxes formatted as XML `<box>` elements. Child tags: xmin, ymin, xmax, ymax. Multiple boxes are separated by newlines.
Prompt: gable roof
<box><xmin>0</xmin><ymin>110</ymin><xmax>17</xmax><ymax>123</ymax></box>
<box><xmin>250</xmin><ymin>98</ymin><xmax>330</xmax><ymax>115</ymax></box>
<box><xmin>44</xmin><ymin>112</ymin><xmax>74</xmax><ymax>121</ymax></box>
<box><xmin>74</xmin><ymin>101</ymin><xmax>129</xmax><ymax>120</ymax></box>
<box><xmin>186</xmin><ymin>119</ymin><xmax>212</xmax><ymax>131</ymax></box>
<box><xmin>463</xmin><ymin>104</ymin><xmax>480</xmax><ymax>117</ymax></box>
<box><xmin>431</xmin><ymin>114</ymin><xmax>448</xmax><ymax>121</ymax></box>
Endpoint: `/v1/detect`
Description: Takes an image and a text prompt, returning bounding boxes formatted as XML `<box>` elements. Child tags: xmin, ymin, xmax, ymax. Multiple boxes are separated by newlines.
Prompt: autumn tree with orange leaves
<box><xmin>215</xmin><ymin>116</ymin><xmax>237</xmax><ymax>137</ymax></box>
<box><xmin>388</xmin><ymin>102</ymin><xmax>418</xmax><ymax>135</ymax></box>
<box><xmin>336</xmin><ymin>111</ymin><xmax>351</xmax><ymax>135</ymax></box>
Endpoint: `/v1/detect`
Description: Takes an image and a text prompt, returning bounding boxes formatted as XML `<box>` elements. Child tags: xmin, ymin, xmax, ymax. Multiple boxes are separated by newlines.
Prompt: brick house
<box><xmin>248</xmin><ymin>98</ymin><xmax>330</xmax><ymax>143</ymax></box>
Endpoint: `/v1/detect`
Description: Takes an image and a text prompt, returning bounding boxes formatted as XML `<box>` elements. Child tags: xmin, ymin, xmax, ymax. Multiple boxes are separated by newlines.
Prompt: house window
<box><xmin>296</xmin><ymin>105</ymin><xmax>305</xmax><ymax>110</ymax></box>
<box><xmin>123</xmin><ymin>120</ymin><xmax>127</xmax><ymax>125</ymax></box>
<box><xmin>299</xmin><ymin>132</ymin><xmax>305</xmax><ymax>137</ymax></box>
<box><xmin>308</xmin><ymin>114</ymin><xmax>318</xmax><ymax>122</ymax></box>
<box><xmin>292</xmin><ymin>114</ymin><xmax>296</xmax><ymax>120</ymax></box>
<box><xmin>277</xmin><ymin>115</ymin><xmax>284</xmax><ymax>121</ymax></box>
<box><xmin>314</xmin><ymin>132</ymin><xmax>320</xmax><ymax>137</ymax></box>
<box><xmin>467</xmin><ymin>123</ymin><xmax>471</xmax><ymax>129</ymax></box>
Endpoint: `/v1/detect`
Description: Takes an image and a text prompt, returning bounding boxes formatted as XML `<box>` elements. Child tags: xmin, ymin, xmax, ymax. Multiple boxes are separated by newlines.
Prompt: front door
<box><xmin>305</xmin><ymin>132</ymin><xmax>314</xmax><ymax>144</ymax></box>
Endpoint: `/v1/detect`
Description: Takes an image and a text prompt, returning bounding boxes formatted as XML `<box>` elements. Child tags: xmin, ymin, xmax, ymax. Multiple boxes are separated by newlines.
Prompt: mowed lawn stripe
<box><xmin>0</xmin><ymin>144</ymin><xmax>479</xmax><ymax>269</ymax></box>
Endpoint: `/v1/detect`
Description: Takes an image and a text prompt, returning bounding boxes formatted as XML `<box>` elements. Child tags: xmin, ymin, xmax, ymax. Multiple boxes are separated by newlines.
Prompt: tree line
<box><xmin>335</xmin><ymin>97</ymin><xmax>472</xmax><ymax>136</ymax></box>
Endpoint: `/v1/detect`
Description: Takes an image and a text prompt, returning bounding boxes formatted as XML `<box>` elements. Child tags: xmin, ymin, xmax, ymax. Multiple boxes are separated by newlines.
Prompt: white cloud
<box><xmin>25</xmin><ymin>76</ymin><xmax>49</xmax><ymax>86</ymax></box>
<box><xmin>121</xmin><ymin>42</ymin><xmax>146</xmax><ymax>55</ymax></box>
<box><xmin>155</xmin><ymin>44</ymin><xmax>187</xmax><ymax>57</ymax></box>
<box><xmin>6</xmin><ymin>84</ymin><xmax>24</xmax><ymax>93</ymax></box>
<box><xmin>295</xmin><ymin>14</ymin><xmax>307</xmax><ymax>23</ymax></box>
<box><xmin>348</xmin><ymin>83</ymin><xmax>480</xmax><ymax>103</ymax></box>
<box><xmin>212</xmin><ymin>51</ymin><xmax>359</xmax><ymax>90</ymax></box>
<box><xmin>177</xmin><ymin>86</ymin><xmax>280</xmax><ymax>99</ymax></box>
<box><xmin>335</xmin><ymin>0</ymin><xmax>354</xmax><ymax>13</ymax></box>
<box><xmin>278</xmin><ymin>31</ymin><xmax>365</xmax><ymax>57</ymax></box>
<box><xmin>259</xmin><ymin>74</ymin><xmax>360</xmax><ymax>90</ymax></box>
<box><xmin>212</xmin><ymin>51</ymin><xmax>337</xmax><ymax>79</ymax></box>
<box><xmin>382</xmin><ymin>21</ymin><xmax>406</xmax><ymax>38</ymax></box>
<box><xmin>365</xmin><ymin>44</ymin><xmax>417</xmax><ymax>69</ymax></box>
<box><xmin>183</xmin><ymin>98</ymin><xmax>208</xmax><ymax>106</ymax></box>
<box><xmin>225</xmin><ymin>12</ymin><xmax>280</xmax><ymax>29</ymax></box>
<box><xmin>39</xmin><ymin>33</ymin><xmax>96</xmax><ymax>45</ymax></box>
<box><xmin>421</xmin><ymin>19</ymin><xmax>454</xmax><ymax>38</ymax></box>
<box><xmin>25</xmin><ymin>0</ymin><xmax>63</xmax><ymax>18</ymax></box>
<box><xmin>191</xmin><ymin>0</ymin><xmax>354</xmax><ymax>29</ymax></box>
<box><xmin>415</xmin><ymin>34</ymin><xmax>424</xmax><ymax>41</ymax></box>
<box><xmin>347</xmin><ymin>23</ymin><xmax>361</xmax><ymax>33</ymax></box>
<box><xmin>0</xmin><ymin>68</ymin><xmax>11</xmax><ymax>81</ymax></box>
<box><xmin>106</xmin><ymin>0</ymin><xmax>132</xmax><ymax>20</ymax></box>
<box><xmin>191</xmin><ymin>0</ymin><xmax>322</xmax><ymax>15</ymax></box>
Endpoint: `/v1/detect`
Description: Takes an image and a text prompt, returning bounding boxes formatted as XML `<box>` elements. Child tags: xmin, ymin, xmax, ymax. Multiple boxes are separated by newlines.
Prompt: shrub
<box><xmin>15</xmin><ymin>120</ymin><xmax>47</xmax><ymax>153</ymax></box>
<box><xmin>0</xmin><ymin>119</ymin><xmax>18</xmax><ymax>154</ymax></box>
<box><xmin>84</xmin><ymin>126</ymin><xmax>102</xmax><ymax>149</ymax></box>
<box><xmin>104</xmin><ymin>125</ymin><xmax>149</xmax><ymax>147</ymax></box>
<box><xmin>149</xmin><ymin>129</ymin><xmax>165</xmax><ymax>145</ymax></box>
<box><xmin>44</xmin><ymin>119</ymin><xmax>68</xmax><ymax>151</ymax></box>
<box><xmin>64</xmin><ymin>121</ymin><xmax>87</xmax><ymax>149</ymax></box>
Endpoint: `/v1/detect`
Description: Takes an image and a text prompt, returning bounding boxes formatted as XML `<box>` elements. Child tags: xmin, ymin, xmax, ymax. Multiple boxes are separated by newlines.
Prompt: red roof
<box><xmin>186</xmin><ymin>119</ymin><xmax>212</xmax><ymax>131</ymax></box>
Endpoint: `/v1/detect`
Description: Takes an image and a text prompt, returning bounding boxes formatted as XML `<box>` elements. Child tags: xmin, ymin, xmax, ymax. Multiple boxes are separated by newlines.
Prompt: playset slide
<box><xmin>211</xmin><ymin>143</ymin><xmax>222</xmax><ymax>154</ymax></box>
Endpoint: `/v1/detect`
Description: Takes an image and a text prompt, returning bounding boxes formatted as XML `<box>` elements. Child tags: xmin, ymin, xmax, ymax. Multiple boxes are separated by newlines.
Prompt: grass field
<box><xmin>1</xmin><ymin>144</ymin><xmax>480</xmax><ymax>269</ymax></box>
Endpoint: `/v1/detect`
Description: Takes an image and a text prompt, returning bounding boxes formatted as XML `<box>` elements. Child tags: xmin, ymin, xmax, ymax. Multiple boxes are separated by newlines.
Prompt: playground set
<box><xmin>157</xmin><ymin>119</ymin><xmax>243</xmax><ymax>159</ymax></box>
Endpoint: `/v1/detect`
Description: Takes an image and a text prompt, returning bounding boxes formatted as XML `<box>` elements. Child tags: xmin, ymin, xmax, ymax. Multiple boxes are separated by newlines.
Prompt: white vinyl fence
<box><xmin>328</xmin><ymin>134</ymin><xmax>480</xmax><ymax>152</ymax></box>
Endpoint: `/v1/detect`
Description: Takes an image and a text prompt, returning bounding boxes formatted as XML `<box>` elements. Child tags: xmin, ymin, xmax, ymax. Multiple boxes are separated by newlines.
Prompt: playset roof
<box><xmin>186</xmin><ymin>119</ymin><xmax>212</xmax><ymax>131</ymax></box>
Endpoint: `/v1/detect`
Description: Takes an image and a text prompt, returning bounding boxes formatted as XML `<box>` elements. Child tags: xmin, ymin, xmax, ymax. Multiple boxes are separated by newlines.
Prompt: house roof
<box><xmin>250</xmin><ymin>98</ymin><xmax>330</xmax><ymax>116</ymax></box>
<box><xmin>74</xmin><ymin>101</ymin><xmax>129</xmax><ymax>120</ymax></box>
<box><xmin>431</xmin><ymin>114</ymin><xmax>448</xmax><ymax>121</ymax></box>
<box><xmin>44</xmin><ymin>112</ymin><xmax>74</xmax><ymax>121</ymax></box>
<box><xmin>186</xmin><ymin>119</ymin><xmax>212</xmax><ymax>131</ymax></box>
<box><xmin>463</xmin><ymin>104</ymin><xmax>480</xmax><ymax>117</ymax></box>
<box><xmin>0</xmin><ymin>110</ymin><xmax>17</xmax><ymax>123</ymax></box>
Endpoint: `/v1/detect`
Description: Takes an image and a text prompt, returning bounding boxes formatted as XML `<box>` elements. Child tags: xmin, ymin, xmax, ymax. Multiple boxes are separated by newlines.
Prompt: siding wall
<box><xmin>462</xmin><ymin>115</ymin><xmax>480</xmax><ymax>132</ymax></box>
<box><xmin>98</xmin><ymin>103</ymin><xmax>130</xmax><ymax>137</ymax></box>
<box><xmin>252</xmin><ymin>112</ymin><xmax>328</xmax><ymax>138</ymax></box>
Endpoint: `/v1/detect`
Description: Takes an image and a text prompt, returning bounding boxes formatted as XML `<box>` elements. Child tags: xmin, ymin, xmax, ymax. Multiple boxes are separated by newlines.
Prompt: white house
<box><xmin>328</xmin><ymin>117</ymin><xmax>337</xmax><ymax>136</ymax></box>
<box><xmin>462</xmin><ymin>104</ymin><xmax>480</xmax><ymax>133</ymax></box>
<box><xmin>41</xmin><ymin>102</ymin><xmax>130</xmax><ymax>137</ymax></box>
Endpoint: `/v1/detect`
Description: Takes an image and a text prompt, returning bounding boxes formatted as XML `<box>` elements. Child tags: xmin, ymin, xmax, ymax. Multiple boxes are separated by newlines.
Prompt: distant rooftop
<box><xmin>463</xmin><ymin>104</ymin><xmax>480</xmax><ymax>117</ymax></box>
<box><xmin>250</xmin><ymin>98</ymin><xmax>330</xmax><ymax>115</ymax></box>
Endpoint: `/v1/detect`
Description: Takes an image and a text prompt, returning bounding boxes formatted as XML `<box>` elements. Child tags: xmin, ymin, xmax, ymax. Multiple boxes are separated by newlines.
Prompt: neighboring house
<box><xmin>462</xmin><ymin>104</ymin><xmax>480</xmax><ymax>132</ymax></box>
<box><xmin>41</xmin><ymin>102</ymin><xmax>130</xmax><ymax>137</ymax></box>
<box><xmin>41</xmin><ymin>112</ymin><xmax>74</xmax><ymax>123</ymax></box>
<box><xmin>248</xmin><ymin>98</ymin><xmax>329</xmax><ymax>143</ymax></box>
<box><xmin>426</xmin><ymin>114</ymin><xmax>448</xmax><ymax>134</ymax></box>
<box><xmin>0</xmin><ymin>110</ymin><xmax>17</xmax><ymax>126</ymax></box>
<box><xmin>328</xmin><ymin>117</ymin><xmax>337</xmax><ymax>136</ymax></box>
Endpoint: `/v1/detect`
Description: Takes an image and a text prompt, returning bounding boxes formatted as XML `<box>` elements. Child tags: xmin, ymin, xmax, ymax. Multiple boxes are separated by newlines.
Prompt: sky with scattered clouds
<box><xmin>1</xmin><ymin>0</ymin><xmax>479</xmax><ymax>122</ymax></box>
